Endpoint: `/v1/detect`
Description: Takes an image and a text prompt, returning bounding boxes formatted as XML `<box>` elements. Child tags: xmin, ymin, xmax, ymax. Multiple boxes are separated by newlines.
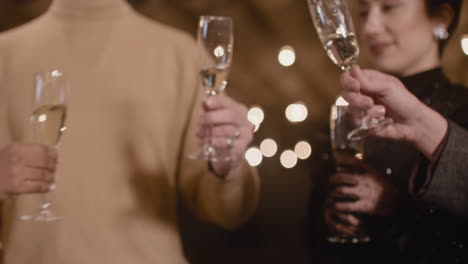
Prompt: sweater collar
<box><xmin>399</xmin><ymin>68</ymin><xmax>447</xmax><ymax>99</ymax></box>
<box><xmin>49</xmin><ymin>0</ymin><xmax>130</xmax><ymax>19</ymax></box>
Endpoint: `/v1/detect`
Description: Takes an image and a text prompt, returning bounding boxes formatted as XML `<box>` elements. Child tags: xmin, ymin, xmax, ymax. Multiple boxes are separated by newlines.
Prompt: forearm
<box><xmin>196</xmin><ymin>161</ymin><xmax>260</xmax><ymax>229</ymax></box>
<box><xmin>420</xmin><ymin>121</ymin><xmax>468</xmax><ymax>218</ymax></box>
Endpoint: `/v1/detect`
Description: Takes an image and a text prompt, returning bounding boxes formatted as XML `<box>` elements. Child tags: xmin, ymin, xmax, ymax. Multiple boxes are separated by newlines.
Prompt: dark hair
<box><xmin>425</xmin><ymin>0</ymin><xmax>463</xmax><ymax>52</ymax></box>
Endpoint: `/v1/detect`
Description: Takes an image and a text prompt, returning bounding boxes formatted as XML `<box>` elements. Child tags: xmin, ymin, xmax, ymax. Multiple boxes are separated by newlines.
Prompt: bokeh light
<box><xmin>294</xmin><ymin>141</ymin><xmax>312</xmax><ymax>160</ymax></box>
<box><xmin>285</xmin><ymin>103</ymin><xmax>308</xmax><ymax>123</ymax></box>
<box><xmin>278</xmin><ymin>45</ymin><xmax>296</xmax><ymax>67</ymax></box>
<box><xmin>245</xmin><ymin>147</ymin><xmax>263</xmax><ymax>167</ymax></box>
<box><xmin>462</xmin><ymin>35</ymin><xmax>468</xmax><ymax>56</ymax></box>
<box><xmin>247</xmin><ymin>106</ymin><xmax>265</xmax><ymax>132</ymax></box>
<box><xmin>214</xmin><ymin>45</ymin><xmax>225</xmax><ymax>57</ymax></box>
<box><xmin>260</xmin><ymin>138</ymin><xmax>278</xmax><ymax>157</ymax></box>
<box><xmin>280</xmin><ymin>150</ymin><xmax>298</xmax><ymax>169</ymax></box>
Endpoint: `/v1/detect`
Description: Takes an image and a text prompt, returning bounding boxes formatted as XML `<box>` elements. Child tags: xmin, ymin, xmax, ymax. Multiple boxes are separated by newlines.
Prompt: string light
<box><xmin>294</xmin><ymin>141</ymin><xmax>312</xmax><ymax>160</ymax></box>
<box><xmin>462</xmin><ymin>35</ymin><xmax>468</xmax><ymax>56</ymax></box>
<box><xmin>245</xmin><ymin>147</ymin><xmax>263</xmax><ymax>167</ymax></box>
<box><xmin>280</xmin><ymin>150</ymin><xmax>298</xmax><ymax>169</ymax></box>
<box><xmin>247</xmin><ymin>106</ymin><xmax>264</xmax><ymax>132</ymax></box>
<box><xmin>260</xmin><ymin>139</ymin><xmax>278</xmax><ymax>157</ymax></box>
<box><xmin>278</xmin><ymin>45</ymin><xmax>296</xmax><ymax>67</ymax></box>
<box><xmin>285</xmin><ymin>103</ymin><xmax>308</xmax><ymax>123</ymax></box>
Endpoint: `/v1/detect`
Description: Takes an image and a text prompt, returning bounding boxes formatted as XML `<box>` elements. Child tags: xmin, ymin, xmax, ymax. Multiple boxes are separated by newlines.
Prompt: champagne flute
<box><xmin>189</xmin><ymin>16</ymin><xmax>233</xmax><ymax>161</ymax></box>
<box><xmin>307</xmin><ymin>0</ymin><xmax>392</xmax><ymax>140</ymax></box>
<box><xmin>329</xmin><ymin>97</ymin><xmax>370</xmax><ymax>244</ymax></box>
<box><xmin>21</xmin><ymin>69</ymin><xmax>69</xmax><ymax>222</ymax></box>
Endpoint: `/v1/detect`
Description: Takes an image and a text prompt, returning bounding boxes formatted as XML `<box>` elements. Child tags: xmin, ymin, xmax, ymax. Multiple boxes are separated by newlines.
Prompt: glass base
<box><xmin>20</xmin><ymin>202</ymin><xmax>62</xmax><ymax>222</ymax></box>
<box><xmin>327</xmin><ymin>234</ymin><xmax>371</xmax><ymax>244</ymax></box>
<box><xmin>347</xmin><ymin>117</ymin><xmax>393</xmax><ymax>141</ymax></box>
<box><xmin>20</xmin><ymin>211</ymin><xmax>62</xmax><ymax>222</ymax></box>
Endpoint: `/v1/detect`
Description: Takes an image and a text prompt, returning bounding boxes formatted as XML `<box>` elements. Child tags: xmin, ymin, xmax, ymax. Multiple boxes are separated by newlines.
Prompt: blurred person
<box><xmin>0</xmin><ymin>0</ymin><xmax>260</xmax><ymax>263</ymax></box>
<box><xmin>322</xmin><ymin>0</ymin><xmax>468</xmax><ymax>263</ymax></box>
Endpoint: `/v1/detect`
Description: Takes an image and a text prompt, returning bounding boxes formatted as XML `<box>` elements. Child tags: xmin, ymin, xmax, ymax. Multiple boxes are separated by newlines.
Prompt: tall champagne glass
<box><xmin>329</xmin><ymin>98</ymin><xmax>370</xmax><ymax>243</ymax></box>
<box><xmin>189</xmin><ymin>16</ymin><xmax>233</xmax><ymax>161</ymax></box>
<box><xmin>307</xmin><ymin>0</ymin><xmax>392</xmax><ymax>140</ymax></box>
<box><xmin>21</xmin><ymin>69</ymin><xmax>69</xmax><ymax>222</ymax></box>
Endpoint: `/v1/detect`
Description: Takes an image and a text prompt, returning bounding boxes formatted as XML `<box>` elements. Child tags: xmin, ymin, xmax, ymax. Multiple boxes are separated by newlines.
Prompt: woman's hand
<box><xmin>341</xmin><ymin>66</ymin><xmax>447</xmax><ymax>159</ymax></box>
<box><xmin>0</xmin><ymin>143</ymin><xmax>57</xmax><ymax>200</ymax></box>
<box><xmin>324</xmin><ymin>160</ymin><xmax>397</xmax><ymax>235</ymax></box>
<box><xmin>197</xmin><ymin>95</ymin><xmax>254</xmax><ymax>178</ymax></box>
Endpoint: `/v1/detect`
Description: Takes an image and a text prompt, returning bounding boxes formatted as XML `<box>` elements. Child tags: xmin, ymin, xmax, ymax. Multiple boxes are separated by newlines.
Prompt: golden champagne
<box><xmin>333</xmin><ymin>147</ymin><xmax>364</xmax><ymax>165</ymax></box>
<box><xmin>200</xmin><ymin>66</ymin><xmax>229</xmax><ymax>95</ymax></box>
<box><xmin>31</xmin><ymin>104</ymin><xmax>67</xmax><ymax>146</ymax></box>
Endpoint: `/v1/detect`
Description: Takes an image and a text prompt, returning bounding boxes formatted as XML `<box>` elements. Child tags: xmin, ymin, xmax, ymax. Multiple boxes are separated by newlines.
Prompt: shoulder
<box><xmin>0</xmin><ymin>16</ymin><xmax>45</xmax><ymax>78</ymax></box>
<box><xmin>127</xmin><ymin>10</ymin><xmax>196</xmax><ymax>53</ymax></box>
<box><xmin>0</xmin><ymin>13</ymin><xmax>48</xmax><ymax>46</ymax></box>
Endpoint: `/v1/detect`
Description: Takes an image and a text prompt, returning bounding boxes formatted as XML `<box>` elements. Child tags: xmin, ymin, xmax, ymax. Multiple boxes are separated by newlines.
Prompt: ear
<box><xmin>431</xmin><ymin>3</ymin><xmax>455</xmax><ymax>28</ymax></box>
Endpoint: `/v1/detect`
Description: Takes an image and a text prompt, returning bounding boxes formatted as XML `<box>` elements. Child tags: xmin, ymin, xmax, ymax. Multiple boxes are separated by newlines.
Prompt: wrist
<box><xmin>209</xmin><ymin>159</ymin><xmax>241</xmax><ymax>180</ymax></box>
<box><xmin>408</xmin><ymin>105</ymin><xmax>448</xmax><ymax>159</ymax></box>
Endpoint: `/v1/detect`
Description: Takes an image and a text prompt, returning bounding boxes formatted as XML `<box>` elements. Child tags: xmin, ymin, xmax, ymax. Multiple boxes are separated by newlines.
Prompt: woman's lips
<box><xmin>370</xmin><ymin>43</ymin><xmax>392</xmax><ymax>55</ymax></box>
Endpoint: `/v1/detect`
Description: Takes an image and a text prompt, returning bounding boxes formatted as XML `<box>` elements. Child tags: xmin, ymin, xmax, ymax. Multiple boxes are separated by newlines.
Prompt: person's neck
<box><xmin>395</xmin><ymin>44</ymin><xmax>441</xmax><ymax>78</ymax></box>
<box><xmin>49</xmin><ymin>0</ymin><xmax>129</xmax><ymax>18</ymax></box>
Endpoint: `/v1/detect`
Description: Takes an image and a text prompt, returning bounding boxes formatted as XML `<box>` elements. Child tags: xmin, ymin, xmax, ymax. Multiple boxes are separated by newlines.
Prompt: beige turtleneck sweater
<box><xmin>0</xmin><ymin>1</ymin><xmax>260</xmax><ymax>263</ymax></box>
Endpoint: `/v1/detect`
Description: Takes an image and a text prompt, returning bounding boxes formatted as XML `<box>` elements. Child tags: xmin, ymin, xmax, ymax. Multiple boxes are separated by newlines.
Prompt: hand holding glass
<box><xmin>189</xmin><ymin>16</ymin><xmax>233</xmax><ymax>161</ymax></box>
<box><xmin>307</xmin><ymin>0</ymin><xmax>392</xmax><ymax>140</ymax></box>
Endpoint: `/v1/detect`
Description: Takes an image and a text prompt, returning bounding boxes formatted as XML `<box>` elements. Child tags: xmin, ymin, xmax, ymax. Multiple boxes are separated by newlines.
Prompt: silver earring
<box><xmin>433</xmin><ymin>24</ymin><xmax>449</xmax><ymax>40</ymax></box>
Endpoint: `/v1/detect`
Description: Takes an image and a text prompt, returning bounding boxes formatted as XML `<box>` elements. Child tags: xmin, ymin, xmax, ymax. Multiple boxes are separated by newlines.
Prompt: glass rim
<box><xmin>33</xmin><ymin>68</ymin><xmax>70</xmax><ymax>100</ymax></box>
<box><xmin>34</xmin><ymin>69</ymin><xmax>67</xmax><ymax>78</ymax></box>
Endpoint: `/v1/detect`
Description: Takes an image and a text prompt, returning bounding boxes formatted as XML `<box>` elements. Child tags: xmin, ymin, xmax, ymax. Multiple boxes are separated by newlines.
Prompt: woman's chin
<box><xmin>370</xmin><ymin>59</ymin><xmax>401</xmax><ymax>75</ymax></box>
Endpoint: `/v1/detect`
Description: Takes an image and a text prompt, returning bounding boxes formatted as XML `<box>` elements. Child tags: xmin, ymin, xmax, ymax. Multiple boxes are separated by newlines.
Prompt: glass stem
<box><xmin>41</xmin><ymin>193</ymin><xmax>51</xmax><ymax>210</ymax></box>
<box><xmin>204</xmin><ymin>91</ymin><xmax>217</xmax><ymax>160</ymax></box>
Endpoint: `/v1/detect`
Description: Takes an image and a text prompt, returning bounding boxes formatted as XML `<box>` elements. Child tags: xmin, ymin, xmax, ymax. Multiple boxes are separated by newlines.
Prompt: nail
<box><xmin>204</xmin><ymin>97</ymin><xmax>213</xmax><ymax>108</ymax></box>
<box><xmin>377</xmin><ymin>105</ymin><xmax>386</xmax><ymax>114</ymax></box>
